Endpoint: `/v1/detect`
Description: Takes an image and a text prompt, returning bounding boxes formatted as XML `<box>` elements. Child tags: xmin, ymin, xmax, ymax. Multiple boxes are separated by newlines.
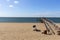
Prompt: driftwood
<box><xmin>33</xmin><ymin>25</ymin><xmax>41</xmax><ymax>32</ymax></box>
<box><xmin>41</xmin><ymin>18</ymin><xmax>51</xmax><ymax>35</ymax></box>
<box><xmin>41</xmin><ymin>18</ymin><xmax>60</xmax><ymax>35</ymax></box>
<box><xmin>42</xmin><ymin>30</ymin><xmax>52</xmax><ymax>35</ymax></box>
<box><xmin>41</xmin><ymin>18</ymin><xmax>55</xmax><ymax>35</ymax></box>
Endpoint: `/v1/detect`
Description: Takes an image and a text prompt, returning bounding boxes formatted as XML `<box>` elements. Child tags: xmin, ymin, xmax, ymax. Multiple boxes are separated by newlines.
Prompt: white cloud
<box><xmin>9</xmin><ymin>5</ymin><xmax>13</xmax><ymax>8</ymax></box>
<box><xmin>14</xmin><ymin>1</ymin><xmax>19</xmax><ymax>4</ymax></box>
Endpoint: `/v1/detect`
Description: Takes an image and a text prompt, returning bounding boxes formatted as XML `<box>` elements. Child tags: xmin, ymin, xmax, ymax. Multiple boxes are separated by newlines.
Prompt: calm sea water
<box><xmin>0</xmin><ymin>17</ymin><xmax>60</xmax><ymax>23</ymax></box>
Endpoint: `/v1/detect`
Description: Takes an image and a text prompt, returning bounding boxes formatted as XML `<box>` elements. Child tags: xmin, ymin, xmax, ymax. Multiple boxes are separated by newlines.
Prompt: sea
<box><xmin>0</xmin><ymin>17</ymin><xmax>60</xmax><ymax>23</ymax></box>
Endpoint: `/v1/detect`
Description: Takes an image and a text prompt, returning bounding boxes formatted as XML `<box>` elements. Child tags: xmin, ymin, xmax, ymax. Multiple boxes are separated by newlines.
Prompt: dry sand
<box><xmin>0</xmin><ymin>23</ymin><xmax>60</xmax><ymax>40</ymax></box>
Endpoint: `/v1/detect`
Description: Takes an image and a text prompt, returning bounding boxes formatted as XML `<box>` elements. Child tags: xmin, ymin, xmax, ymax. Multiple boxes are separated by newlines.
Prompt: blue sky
<box><xmin>0</xmin><ymin>0</ymin><xmax>60</xmax><ymax>17</ymax></box>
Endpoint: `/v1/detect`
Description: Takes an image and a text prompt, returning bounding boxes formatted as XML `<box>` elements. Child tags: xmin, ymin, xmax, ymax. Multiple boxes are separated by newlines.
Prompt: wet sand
<box><xmin>0</xmin><ymin>23</ymin><xmax>60</xmax><ymax>40</ymax></box>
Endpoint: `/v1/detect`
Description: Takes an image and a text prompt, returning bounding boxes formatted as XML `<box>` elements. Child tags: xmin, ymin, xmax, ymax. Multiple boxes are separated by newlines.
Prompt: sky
<box><xmin>0</xmin><ymin>0</ymin><xmax>60</xmax><ymax>17</ymax></box>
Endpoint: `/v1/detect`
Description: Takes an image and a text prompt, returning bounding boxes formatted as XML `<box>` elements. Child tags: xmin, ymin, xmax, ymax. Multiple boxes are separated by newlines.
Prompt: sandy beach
<box><xmin>0</xmin><ymin>23</ymin><xmax>60</xmax><ymax>40</ymax></box>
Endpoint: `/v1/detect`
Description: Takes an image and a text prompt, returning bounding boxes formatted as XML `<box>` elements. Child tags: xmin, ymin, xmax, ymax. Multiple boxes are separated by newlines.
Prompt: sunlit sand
<box><xmin>0</xmin><ymin>23</ymin><xmax>60</xmax><ymax>40</ymax></box>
